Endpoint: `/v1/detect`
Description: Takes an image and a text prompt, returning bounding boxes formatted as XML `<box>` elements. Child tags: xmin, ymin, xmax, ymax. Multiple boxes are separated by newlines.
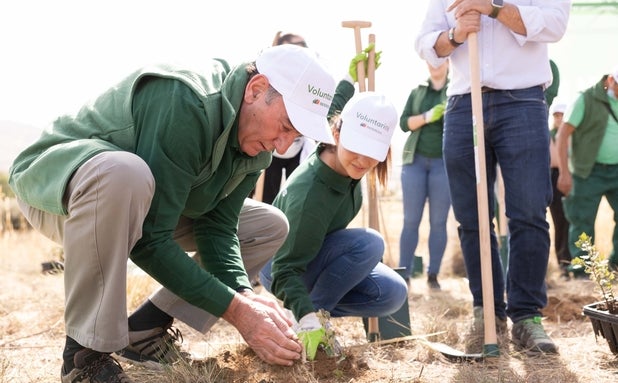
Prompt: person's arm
<box><xmin>415</xmin><ymin>1</ymin><xmax>455</xmax><ymax>64</ymax></box>
<box><xmin>555</xmin><ymin>121</ymin><xmax>574</xmax><ymax>196</ymax></box>
<box><xmin>448</xmin><ymin>0</ymin><xmax>526</xmax><ymax>35</ymax></box>
<box><xmin>545</xmin><ymin>60</ymin><xmax>560</xmax><ymax>107</ymax></box>
<box><xmin>270</xmin><ymin>164</ymin><xmax>342</xmax><ymax>320</ymax></box>
<box><xmin>433</xmin><ymin>10</ymin><xmax>480</xmax><ymax>58</ymax></box>
<box><xmin>328</xmin><ymin>80</ymin><xmax>355</xmax><ymax>119</ymax></box>
<box><xmin>271</xmin><ymin>204</ymin><xmax>333</xmax><ymax>320</ymax></box>
<box><xmin>428</xmin><ymin>1</ymin><xmax>570</xmax><ymax>59</ymax></box>
<box><xmin>434</xmin><ymin>0</ymin><xmax>524</xmax><ymax>58</ymax></box>
<box><xmin>130</xmin><ymin>76</ymin><xmax>242</xmax><ymax>316</ymax></box>
<box><xmin>403</xmin><ymin>114</ymin><xmax>429</xmax><ymax>132</ymax></box>
<box><xmin>400</xmin><ymin>87</ymin><xmax>429</xmax><ymax>132</ymax></box>
<box><xmin>193</xmin><ymin>182</ymin><xmax>254</xmax><ymax>287</ymax></box>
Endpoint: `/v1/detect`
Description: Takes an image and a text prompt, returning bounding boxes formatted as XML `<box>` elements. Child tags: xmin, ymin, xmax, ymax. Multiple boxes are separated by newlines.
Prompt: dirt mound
<box><xmin>183</xmin><ymin>346</ymin><xmax>370</xmax><ymax>383</ymax></box>
<box><xmin>542</xmin><ymin>293</ymin><xmax>597</xmax><ymax>322</ymax></box>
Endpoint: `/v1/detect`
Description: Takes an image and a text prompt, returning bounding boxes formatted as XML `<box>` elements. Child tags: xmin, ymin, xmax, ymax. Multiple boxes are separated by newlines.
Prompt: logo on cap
<box><xmin>355</xmin><ymin>112</ymin><xmax>392</xmax><ymax>136</ymax></box>
<box><xmin>308</xmin><ymin>84</ymin><xmax>333</xmax><ymax>109</ymax></box>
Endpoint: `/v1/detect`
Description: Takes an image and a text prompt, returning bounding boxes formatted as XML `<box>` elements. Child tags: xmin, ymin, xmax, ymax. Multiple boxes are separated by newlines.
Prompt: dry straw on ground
<box><xmin>1</xmin><ymin>196</ymin><xmax>617</xmax><ymax>382</ymax></box>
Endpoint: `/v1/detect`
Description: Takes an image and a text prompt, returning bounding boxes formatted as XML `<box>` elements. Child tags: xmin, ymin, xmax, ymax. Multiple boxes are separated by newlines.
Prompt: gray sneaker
<box><xmin>61</xmin><ymin>349</ymin><xmax>132</xmax><ymax>383</ymax></box>
<box><xmin>511</xmin><ymin>316</ymin><xmax>558</xmax><ymax>355</ymax></box>
<box><xmin>464</xmin><ymin>306</ymin><xmax>508</xmax><ymax>354</ymax></box>
<box><xmin>114</xmin><ymin>321</ymin><xmax>190</xmax><ymax>369</ymax></box>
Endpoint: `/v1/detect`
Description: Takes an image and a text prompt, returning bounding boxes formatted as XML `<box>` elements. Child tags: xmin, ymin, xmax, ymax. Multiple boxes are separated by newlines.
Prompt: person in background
<box><xmin>416</xmin><ymin>0</ymin><xmax>570</xmax><ymax>355</ymax></box>
<box><xmin>398</xmin><ymin>60</ymin><xmax>451</xmax><ymax>291</ymax></box>
<box><xmin>259</xmin><ymin>84</ymin><xmax>408</xmax><ymax>360</ymax></box>
<box><xmin>258</xmin><ymin>31</ymin><xmax>316</xmax><ymax>204</ymax></box>
<box><xmin>556</xmin><ymin>66</ymin><xmax>618</xmax><ymax>278</ymax></box>
<box><xmin>10</xmin><ymin>44</ymin><xmax>337</xmax><ymax>382</ymax></box>
<box><xmin>548</xmin><ymin>101</ymin><xmax>572</xmax><ymax>279</ymax></box>
<box><xmin>545</xmin><ymin>59</ymin><xmax>560</xmax><ymax>108</ymax></box>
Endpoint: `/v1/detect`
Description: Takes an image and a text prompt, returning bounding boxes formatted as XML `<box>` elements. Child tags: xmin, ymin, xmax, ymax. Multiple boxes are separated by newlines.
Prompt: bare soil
<box><xmin>1</xmin><ymin>195</ymin><xmax>617</xmax><ymax>382</ymax></box>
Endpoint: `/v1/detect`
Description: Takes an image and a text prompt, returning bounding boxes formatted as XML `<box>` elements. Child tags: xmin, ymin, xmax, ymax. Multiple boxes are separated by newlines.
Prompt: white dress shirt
<box><xmin>415</xmin><ymin>0</ymin><xmax>571</xmax><ymax>96</ymax></box>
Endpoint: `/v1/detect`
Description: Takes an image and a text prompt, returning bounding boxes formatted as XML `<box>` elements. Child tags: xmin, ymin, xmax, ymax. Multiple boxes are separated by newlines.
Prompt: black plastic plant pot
<box><xmin>583</xmin><ymin>301</ymin><xmax>618</xmax><ymax>355</ymax></box>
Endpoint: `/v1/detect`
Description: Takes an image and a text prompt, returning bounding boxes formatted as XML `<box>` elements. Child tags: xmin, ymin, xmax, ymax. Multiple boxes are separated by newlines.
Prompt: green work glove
<box><xmin>296</xmin><ymin>312</ymin><xmax>326</xmax><ymax>361</ymax></box>
<box><xmin>423</xmin><ymin>102</ymin><xmax>446</xmax><ymax>124</ymax></box>
<box><xmin>348</xmin><ymin>43</ymin><xmax>382</xmax><ymax>83</ymax></box>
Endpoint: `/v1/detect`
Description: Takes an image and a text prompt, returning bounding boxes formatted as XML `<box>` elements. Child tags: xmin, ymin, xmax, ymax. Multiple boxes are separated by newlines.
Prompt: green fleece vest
<box><xmin>10</xmin><ymin>61</ymin><xmax>270</xmax><ymax>215</ymax></box>
<box><xmin>400</xmin><ymin>80</ymin><xmax>448</xmax><ymax>165</ymax></box>
<box><xmin>570</xmin><ymin>76</ymin><xmax>612</xmax><ymax>179</ymax></box>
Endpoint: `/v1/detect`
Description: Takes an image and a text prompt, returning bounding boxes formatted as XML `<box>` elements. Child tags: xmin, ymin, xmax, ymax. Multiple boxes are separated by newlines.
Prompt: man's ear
<box><xmin>244</xmin><ymin>74</ymin><xmax>270</xmax><ymax>104</ymax></box>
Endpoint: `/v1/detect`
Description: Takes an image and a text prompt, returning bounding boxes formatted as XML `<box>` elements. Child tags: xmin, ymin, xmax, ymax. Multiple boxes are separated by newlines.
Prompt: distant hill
<box><xmin>0</xmin><ymin>121</ymin><xmax>43</xmax><ymax>174</ymax></box>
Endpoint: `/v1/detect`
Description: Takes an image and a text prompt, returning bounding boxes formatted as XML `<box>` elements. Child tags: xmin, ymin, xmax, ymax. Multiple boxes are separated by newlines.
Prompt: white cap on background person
<box><xmin>339</xmin><ymin>91</ymin><xmax>398</xmax><ymax>162</ymax></box>
<box><xmin>256</xmin><ymin>44</ymin><xmax>336</xmax><ymax>145</ymax></box>
<box><xmin>551</xmin><ymin>101</ymin><xmax>567</xmax><ymax>115</ymax></box>
<box><xmin>612</xmin><ymin>66</ymin><xmax>618</xmax><ymax>81</ymax></box>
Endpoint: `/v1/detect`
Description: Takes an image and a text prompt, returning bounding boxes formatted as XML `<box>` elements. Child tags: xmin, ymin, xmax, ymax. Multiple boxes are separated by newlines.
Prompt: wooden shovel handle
<box><xmin>469</xmin><ymin>32</ymin><xmax>498</xmax><ymax>348</ymax></box>
<box><xmin>342</xmin><ymin>20</ymin><xmax>371</xmax><ymax>92</ymax></box>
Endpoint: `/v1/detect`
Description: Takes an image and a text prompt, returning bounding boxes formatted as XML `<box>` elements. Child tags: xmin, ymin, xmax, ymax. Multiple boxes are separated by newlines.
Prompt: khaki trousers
<box><xmin>19</xmin><ymin>151</ymin><xmax>288</xmax><ymax>352</ymax></box>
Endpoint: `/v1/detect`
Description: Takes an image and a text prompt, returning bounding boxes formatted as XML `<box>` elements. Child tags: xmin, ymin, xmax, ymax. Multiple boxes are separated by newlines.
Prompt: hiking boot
<box><xmin>61</xmin><ymin>348</ymin><xmax>132</xmax><ymax>383</ymax></box>
<box><xmin>464</xmin><ymin>306</ymin><xmax>508</xmax><ymax>354</ymax></box>
<box><xmin>511</xmin><ymin>316</ymin><xmax>558</xmax><ymax>355</ymax></box>
<box><xmin>114</xmin><ymin>321</ymin><xmax>190</xmax><ymax>369</ymax></box>
<box><xmin>427</xmin><ymin>274</ymin><xmax>441</xmax><ymax>290</ymax></box>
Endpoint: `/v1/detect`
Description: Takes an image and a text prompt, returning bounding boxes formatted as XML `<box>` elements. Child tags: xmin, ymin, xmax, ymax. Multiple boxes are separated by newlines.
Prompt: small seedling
<box><xmin>572</xmin><ymin>233</ymin><xmax>618</xmax><ymax>314</ymax></box>
<box><xmin>316</xmin><ymin>309</ymin><xmax>343</xmax><ymax>358</ymax></box>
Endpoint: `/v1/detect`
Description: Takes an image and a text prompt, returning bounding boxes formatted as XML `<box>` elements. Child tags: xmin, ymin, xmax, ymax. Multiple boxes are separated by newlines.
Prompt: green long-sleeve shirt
<box><xmin>270</xmin><ymin>150</ymin><xmax>362</xmax><ymax>320</ymax></box>
<box><xmin>10</xmin><ymin>61</ymin><xmax>271</xmax><ymax>317</ymax></box>
<box><xmin>399</xmin><ymin>79</ymin><xmax>448</xmax><ymax>165</ymax></box>
<box><xmin>269</xmin><ymin>79</ymin><xmax>357</xmax><ymax>320</ymax></box>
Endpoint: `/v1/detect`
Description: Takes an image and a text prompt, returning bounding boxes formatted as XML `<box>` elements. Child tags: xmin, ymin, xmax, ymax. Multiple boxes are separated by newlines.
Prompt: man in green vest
<box><xmin>556</xmin><ymin>66</ymin><xmax>618</xmax><ymax>277</ymax></box>
<box><xmin>9</xmin><ymin>45</ymin><xmax>336</xmax><ymax>382</ymax></box>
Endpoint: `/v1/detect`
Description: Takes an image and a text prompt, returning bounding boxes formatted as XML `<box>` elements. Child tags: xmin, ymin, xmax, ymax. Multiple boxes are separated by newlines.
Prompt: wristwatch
<box><xmin>448</xmin><ymin>27</ymin><xmax>463</xmax><ymax>47</ymax></box>
<box><xmin>489</xmin><ymin>0</ymin><xmax>504</xmax><ymax>19</ymax></box>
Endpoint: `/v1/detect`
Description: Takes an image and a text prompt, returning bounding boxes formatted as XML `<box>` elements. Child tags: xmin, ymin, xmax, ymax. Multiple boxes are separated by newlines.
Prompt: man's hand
<box><xmin>348</xmin><ymin>43</ymin><xmax>382</xmax><ymax>83</ymax></box>
<box><xmin>296</xmin><ymin>312</ymin><xmax>326</xmax><ymax>360</ymax></box>
<box><xmin>557</xmin><ymin>170</ymin><xmax>572</xmax><ymax>196</ymax></box>
<box><xmin>423</xmin><ymin>102</ymin><xmax>446</xmax><ymax>124</ymax></box>
<box><xmin>222</xmin><ymin>292</ymin><xmax>302</xmax><ymax>366</ymax></box>
<box><xmin>241</xmin><ymin>290</ymin><xmax>296</xmax><ymax>327</ymax></box>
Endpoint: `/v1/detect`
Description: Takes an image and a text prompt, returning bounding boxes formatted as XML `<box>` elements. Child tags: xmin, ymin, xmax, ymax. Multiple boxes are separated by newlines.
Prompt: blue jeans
<box><xmin>443</xmin><ymin>86</ymin><xmax>552</xmax><ymax>322</ymax></box>
<box><xmin>259</xmin><ymin>228</ymin><xmax>408</xmax><ymax>318</ymax></box>
<box><xmin>399</xmin><ymin>154</ymin><xmax>451</xmax><ymax>278</ymax></box>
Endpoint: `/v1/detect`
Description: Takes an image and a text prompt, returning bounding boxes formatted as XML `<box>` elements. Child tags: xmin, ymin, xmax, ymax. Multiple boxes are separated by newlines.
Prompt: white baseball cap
<box><xmin>551</xmin><ymin>102</ymin><xmax>567</xmax><ymax>115</ymax></box>
<box><xmin>256</xmin><ymin>45</ymin><xmax>336</xmax><ymax>144</ymax></box>
<box><xmin>612</xmin><ymin>66</ymin><xmax>618</xmax><ymax>82</ymax></box>
<box><xmin>339</xmin><ymin>92</ymin><xmax>398</xmax><ymax>162</ymax></box>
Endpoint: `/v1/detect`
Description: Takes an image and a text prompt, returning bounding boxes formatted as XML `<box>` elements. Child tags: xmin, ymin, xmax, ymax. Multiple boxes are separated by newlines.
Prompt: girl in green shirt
<box><xmin>259</xmin><ymin>91</ymin><xmax>408</xmax><ymax>359</ymax></box>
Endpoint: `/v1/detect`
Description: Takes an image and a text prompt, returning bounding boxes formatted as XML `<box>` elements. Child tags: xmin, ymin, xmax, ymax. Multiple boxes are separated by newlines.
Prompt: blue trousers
<box><xmin>443</xmin><ymin>86</ymin><xmax>552</xmax><ymax>322</ymax></box>
<box><xmin>260</xmin><ymin>228</ymin><xmax>408</xmax><ymax>318</ymax></box>
<box><xmin>399</xmin><ymin>154</ymin><xmax>451</xmax><ymax>278</ymax></box>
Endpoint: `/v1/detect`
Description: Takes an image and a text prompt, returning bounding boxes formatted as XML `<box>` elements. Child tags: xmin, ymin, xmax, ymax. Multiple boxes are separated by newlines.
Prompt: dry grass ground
<box><xmin>1</xmin><ymin>194</ymin><xmax>618</xmax><ymax>382</ymax></box>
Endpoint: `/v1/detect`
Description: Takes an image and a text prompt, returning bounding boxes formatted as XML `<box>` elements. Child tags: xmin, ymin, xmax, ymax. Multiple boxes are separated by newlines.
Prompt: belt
<box><xmin>480</xmin><ymin>85</ymin><xmax>543</xmax><ymax>93</ymax></box>
<box><xmin>481</xmin><ymin>86</ymin><xmax>500</xmax><ymax>93</ymax></box>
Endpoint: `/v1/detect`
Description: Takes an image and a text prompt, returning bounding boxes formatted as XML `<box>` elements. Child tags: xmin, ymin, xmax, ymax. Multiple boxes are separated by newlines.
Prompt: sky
<box><xmin>1</xmin><ymin>1</ymin><xmax>617</xmax><ymax>167</ymax></box>
<box><xmin>0</xmin><ymin>0</ymin><xmax>430</xmax><ymax>128</ymax></box>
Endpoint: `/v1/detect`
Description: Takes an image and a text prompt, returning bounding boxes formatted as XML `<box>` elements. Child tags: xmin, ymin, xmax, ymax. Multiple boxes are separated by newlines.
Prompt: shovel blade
<box><xmin>423</xmin><ymin>341</ymin><xmax>499</xmax><ymax>363</ymax></box>
<box><xmin>425</xmin><ymin>341</ymin><xmax>483</xmax><ymax>362</ymax></box>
